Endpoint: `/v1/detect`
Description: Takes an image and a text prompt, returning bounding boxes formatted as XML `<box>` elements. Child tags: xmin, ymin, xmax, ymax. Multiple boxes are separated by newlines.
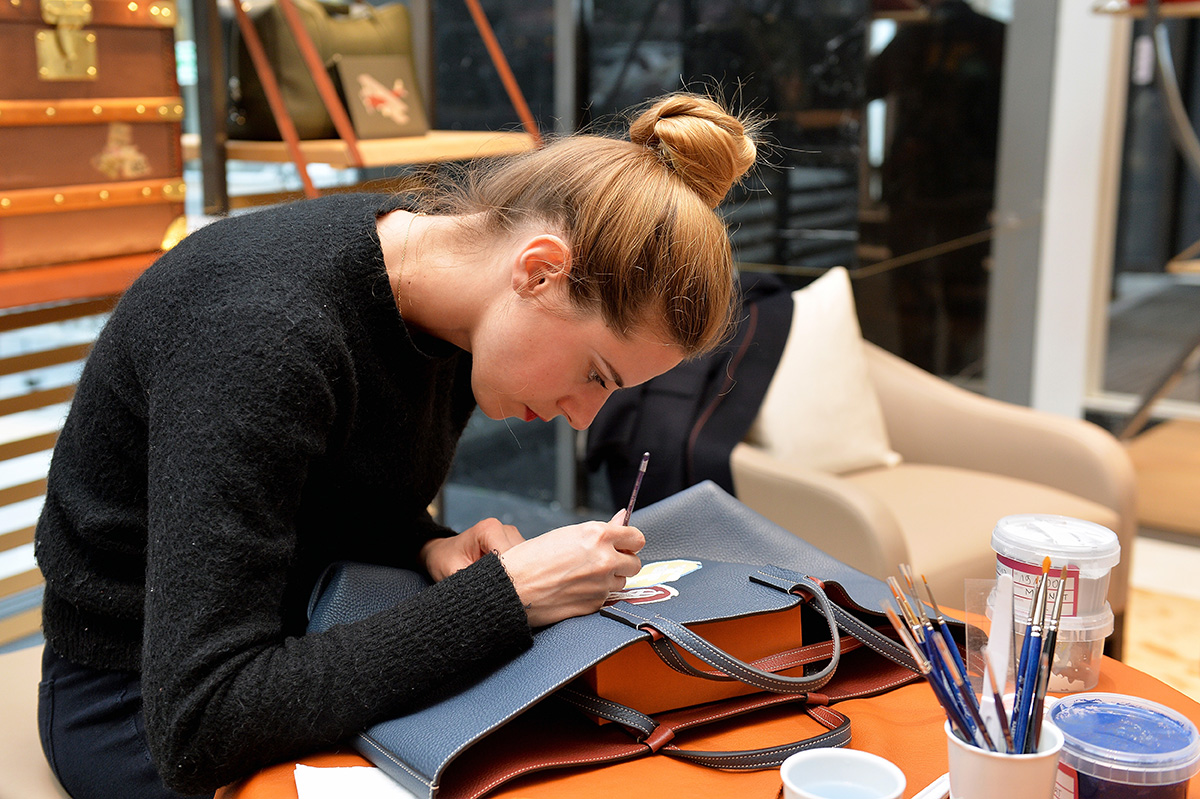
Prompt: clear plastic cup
<box><xmin>1049</xmin><ymin>693</ymin><xmax>1200</xmax><ymax>799</ymax></box>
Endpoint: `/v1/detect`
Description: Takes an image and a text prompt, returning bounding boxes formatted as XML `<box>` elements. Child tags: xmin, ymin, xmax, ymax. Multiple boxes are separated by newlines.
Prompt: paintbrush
<box><xmin>1012</xmin><ymin>557</ymin><xmax>1050</xmax><ymax>753</ymax></box>
<box><xmin>920</xmin><ymin>574</ymin><xmax>998</xmax><ymax>752</ymax></box>
<box><xmin>883</xmin><ymin>603</ymin><xmax>971</xmax><ymax>741</ymax></box>
<box><xmin>921</xmin><ymin>575</ymin><xmax>972</xmax><ymax>696</ymax></box>
<box><xmin>985</xmin><ymin>662</ymin><xmax>1016</xmax><ymax>753</ymax></box>
<box><xmin>933</xmin><ymin>633</ymin><xmax>997</xmax><ymax>751</ymax></box>
<box><xmin>621</xmin><ymin>452</ymin><xmax>650</xmax><ymax>525</ymax></box>
<box><xmin>897</xmin><ymin>568</ymin><xmax>984</xmax><ymax>746</ymax></box>
<box><xmin>888</xmin><ymin>576</ymin><xmax>926</xmax><ymax>643</ymax></box>
<box><xmin>1027</xmin><ymin>564</ymin><xmax>1068</xmax><ymax>750</ymax></box>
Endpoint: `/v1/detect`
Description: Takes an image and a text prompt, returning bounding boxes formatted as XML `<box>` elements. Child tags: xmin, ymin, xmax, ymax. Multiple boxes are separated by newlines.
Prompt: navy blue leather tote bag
<box><xmin>306</xmin><ymin>481</ymin><xmax>924</xmax><ymax>799</ymax></box>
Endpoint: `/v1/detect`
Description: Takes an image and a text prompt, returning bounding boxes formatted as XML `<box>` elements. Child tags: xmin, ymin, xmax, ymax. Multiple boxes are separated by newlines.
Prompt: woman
<box><xmin>34</xmin><ymin>92</ymin><xmax>757</xmax><ymax>798</ymax></box>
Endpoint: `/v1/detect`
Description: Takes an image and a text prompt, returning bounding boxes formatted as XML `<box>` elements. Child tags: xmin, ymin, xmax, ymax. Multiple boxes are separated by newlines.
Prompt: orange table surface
<box><xmin>216</xmin><ymin>656</ymin><xmax>1200</xmax><ymax>799</ymax></box>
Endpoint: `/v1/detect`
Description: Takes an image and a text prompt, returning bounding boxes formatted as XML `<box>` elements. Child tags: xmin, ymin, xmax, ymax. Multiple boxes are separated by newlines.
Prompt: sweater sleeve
<box><xmin>131</xmin><ymin>294</ymin><xmax>532</xmax><ymax>793</ymax></box>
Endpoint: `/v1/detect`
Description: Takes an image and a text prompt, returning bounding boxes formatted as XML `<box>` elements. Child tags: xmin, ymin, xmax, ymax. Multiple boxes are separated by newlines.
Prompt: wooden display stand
<box><xmin>181</xmin><ymin>128</ymin><xmax>535</xmax><ymax>170</ymax></box>
<box><xmin>190</xmin><ymin>0</ymin><xmax>540</xmax><ymax>213</ymax></box>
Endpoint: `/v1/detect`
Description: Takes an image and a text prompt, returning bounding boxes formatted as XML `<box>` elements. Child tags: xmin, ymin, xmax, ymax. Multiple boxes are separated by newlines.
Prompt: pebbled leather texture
<box><xmin>632</xmin><ymin>482</ymin><xmax>894</xmax><ymax>612</ymax></box>
<box><xmin>306</xmin><ymin>481</ymin><xmax>921</xmax><ymax>799</ymax></box>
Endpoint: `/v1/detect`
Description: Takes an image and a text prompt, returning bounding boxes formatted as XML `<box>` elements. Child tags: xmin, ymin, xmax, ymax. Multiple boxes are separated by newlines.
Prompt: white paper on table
<box><xmin>294</xmin><ymin>764</ymin><xmax>420</xmax><ymax>799</ymax></box>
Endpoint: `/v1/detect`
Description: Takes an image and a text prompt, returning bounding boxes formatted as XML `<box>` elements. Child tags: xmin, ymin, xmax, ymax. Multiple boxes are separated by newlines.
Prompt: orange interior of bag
<box><xmin>579</xmin><ymin>604</ymin><xmax>807</xmax><ymax>718</ymax></box>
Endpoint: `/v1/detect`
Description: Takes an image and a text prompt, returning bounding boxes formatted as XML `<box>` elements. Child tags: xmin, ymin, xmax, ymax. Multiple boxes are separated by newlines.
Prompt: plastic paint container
<box><xmin>988</xmin><ymin>596</ymin><xmax>1114</xmax><ymax>692</ymax></box>
<box><xmin>1049</xmin><ymin>693</ymin><xmax>1200</xmax><ymax>799</ymax></box>
<box><xmin>1013</xmin><ymin>605</ymin><xmax>1114</xmax><ymax>692</ymax></box>
<box><xmin>992</xmin><ymin>514</ymin><xmax>1121</xmax><ymax>621</ymax></box>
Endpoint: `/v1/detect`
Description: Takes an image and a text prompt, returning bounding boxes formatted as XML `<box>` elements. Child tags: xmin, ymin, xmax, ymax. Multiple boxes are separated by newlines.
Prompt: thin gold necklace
<box><xmin>394</xmin><ymin>211</ymin><xmax>423</xmax><ymax>314</ymax></box>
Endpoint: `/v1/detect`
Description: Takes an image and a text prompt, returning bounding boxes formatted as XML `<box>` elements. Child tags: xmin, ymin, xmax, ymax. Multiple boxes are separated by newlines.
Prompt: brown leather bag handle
<box><xmin>231</xmin><ymin>0</ymin><xmax>319</xmax><ymax>197</ymax></box>
<box><xmin>273</xmin><ymin>0</ymin><xmax>366</xmax><ymax>168</ymax></box>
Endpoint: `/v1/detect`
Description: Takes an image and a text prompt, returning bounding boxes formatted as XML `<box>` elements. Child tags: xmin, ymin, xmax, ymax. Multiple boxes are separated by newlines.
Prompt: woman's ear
<box><xmin>512</xmin><ymin>234</ymin><xmax>571</xmax><ymax>296</ymax></box>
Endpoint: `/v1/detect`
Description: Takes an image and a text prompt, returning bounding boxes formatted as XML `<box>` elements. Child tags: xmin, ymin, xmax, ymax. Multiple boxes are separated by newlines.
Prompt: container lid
<box><xmin>991</xmin><ymin>515</ymin><xmax>1120</xmax><ymax>572</ymax></box>
<box><xmin>1049</xmin><ymin>693</ymin><xmax>1200</xmax><ymax>786</ymax></box>
<box><xmin>1014</xmin><ymin>603</ymin><xmax>1114</xmax><ymax>641</ymax></box>
<box><xmin>1000</xmin><ymin>603</ymin><xmax>1114</xmax><ymax>642</ymax></box>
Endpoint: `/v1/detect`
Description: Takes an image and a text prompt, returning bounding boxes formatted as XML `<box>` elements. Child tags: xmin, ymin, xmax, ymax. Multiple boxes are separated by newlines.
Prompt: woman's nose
<box><xmin>560</xmin><ymin>389</ymin><xmax>609</xmax><ymax>430</ymax></box>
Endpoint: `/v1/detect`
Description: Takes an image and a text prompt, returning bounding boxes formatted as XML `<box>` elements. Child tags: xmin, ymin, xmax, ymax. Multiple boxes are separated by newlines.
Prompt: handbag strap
<box><xmin>272</xmin><ymin>0</ymin><xmax>365</xmax><ymax>167</ymax></box>
<box><xmin>659</xmin><ymin>717</ymin><xmax>850</xmax><ymax>770</ymax></box>
<box><xmin>556</xmin><ymin>687</ymin><xmax>851</xmax><ymax>770</ymax></box>
<box><xmin>603</xmin><ymin>571</ymin><xmax>843</xmax><ymax>694</ymax></box>
<box><xmin>230</xmin><ymin>0</ymin><xmax>318</xmax><ymax>197</ymax></box>
<box><xmin>751</xmin><ymin>566</ymin><xmax>917</xmax><ymax>671</ymax></box>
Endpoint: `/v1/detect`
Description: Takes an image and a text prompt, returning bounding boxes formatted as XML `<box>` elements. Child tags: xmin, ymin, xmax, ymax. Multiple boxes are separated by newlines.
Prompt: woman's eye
<box><xmin>588</xmin><ymin>369</ymin><xmax>608</xmax><ymax>390</ymax></box>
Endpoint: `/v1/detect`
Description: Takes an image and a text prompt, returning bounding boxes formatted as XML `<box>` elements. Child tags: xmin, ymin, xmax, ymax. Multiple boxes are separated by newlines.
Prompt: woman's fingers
<box><xmin>470</xmin><ymin>517</ymin><xmax>524</xmax><ymax>554</ymax></box>
<box><xmin>420</xmin><ymin>518</ymin><xmax>525</xmax><ymax>582</ymax></box>
<box><xmin>498</xmin><ymin>516</ymin><xmax>651</xmax><ymax>627</ymax></box>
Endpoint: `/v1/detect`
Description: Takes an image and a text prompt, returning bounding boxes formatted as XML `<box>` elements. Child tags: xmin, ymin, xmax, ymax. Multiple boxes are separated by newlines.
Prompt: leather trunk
<box><xmin>0</xmin><ymin>0</ymin><xmax>185</xmax><ymax>270</ymax></box>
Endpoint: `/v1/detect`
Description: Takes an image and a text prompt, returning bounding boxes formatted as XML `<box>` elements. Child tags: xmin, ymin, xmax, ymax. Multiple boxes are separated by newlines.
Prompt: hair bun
<box><xmin>629</xmin><ymin>94</ymin><xmax>758</xmax><ymax>208</ymax></box>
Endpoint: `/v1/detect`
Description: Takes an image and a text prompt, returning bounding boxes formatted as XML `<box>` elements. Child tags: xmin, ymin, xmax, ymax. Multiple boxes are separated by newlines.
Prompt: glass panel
<box><xmin>432</xmin><ymin>0</ymin><xmax>556</xmax><ymax>130</ymax></box>
<box><xmin>859</xmin><ymin>1</ymin><xmax>1006</xmax><ymax>380</ymax></box>
<box><xmin>585</xmin><ymin>0</ymin><xmax>866</xmax><ymax>273</ymax></box>
<box><xmin>1104</xmin><ymin>19</ymin><xmax>1200</xmax><ymax>432</ymax></box>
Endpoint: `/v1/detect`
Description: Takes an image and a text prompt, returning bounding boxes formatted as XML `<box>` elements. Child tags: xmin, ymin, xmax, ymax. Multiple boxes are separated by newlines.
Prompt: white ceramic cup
<box><xmin>780</xmin><ymin>748</ymin><xmax>906</xmax><ymax>799</ymax></box>
<box><xmin>945</xmin><ymin>720</ymin><xmax>1064</xmax><ymax>799</ymax></box>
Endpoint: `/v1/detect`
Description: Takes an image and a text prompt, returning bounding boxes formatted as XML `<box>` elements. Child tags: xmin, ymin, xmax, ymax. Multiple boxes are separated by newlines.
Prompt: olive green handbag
<box><xmin>226</xmin><ymin>0</ymin><xmax>416</xmax><ymax>140</ymax></box>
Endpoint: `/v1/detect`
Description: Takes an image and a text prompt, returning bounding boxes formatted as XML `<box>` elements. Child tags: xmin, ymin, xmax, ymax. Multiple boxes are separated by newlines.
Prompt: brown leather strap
<box><xmin>274</xmin><ymin>0</ymin><xmax>365</xmax><ymax>168</ymax></box>
<box><xmin>232</xmin><ymin>0</ymin><xmax>318</xmax><ymax>198</ymax></box>
<box><xmin>461</xmin><ymin>0</ymin><xmax>542</xmax><ymax>147</ymax></box>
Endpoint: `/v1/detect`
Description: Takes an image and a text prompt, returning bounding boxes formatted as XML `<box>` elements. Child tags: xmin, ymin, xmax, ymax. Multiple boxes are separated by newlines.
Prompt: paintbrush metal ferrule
<box><xmin>883</xmin><ymin>604</ymin><xmax>931</xmax><ymax>673</ymax></box>
<box><xmin>921</xmin><ymin>575</ymin><xmax>949</xmax><ymax>625</ymax></box>
<box><xmin>888</xmin><ymin>578</ymin><xmax>922</xmax><ymax>630</ymax></box>
<box><xmin>901</xmin><ymin>564</ymin><xmax>933</xmax><ymax>621</ymax></box>
<box><xmin>1049</xmin><ymin>564</ymin><xmax>1067</xmax><ymax>631</ymax></box>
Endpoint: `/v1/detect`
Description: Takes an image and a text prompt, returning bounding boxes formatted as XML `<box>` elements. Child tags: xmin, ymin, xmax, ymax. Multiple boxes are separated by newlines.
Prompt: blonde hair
<box><xmin>427</xmin><ymin>93</ymin><xmax>758</xmax><ymax>357</ymax></box>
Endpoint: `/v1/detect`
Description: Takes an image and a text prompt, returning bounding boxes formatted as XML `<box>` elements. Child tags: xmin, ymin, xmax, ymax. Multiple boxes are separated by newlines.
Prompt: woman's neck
<box><xmin>377</xmin><ymin>210</ymin><xmax>497</xmax><ymax>353</ymax></box>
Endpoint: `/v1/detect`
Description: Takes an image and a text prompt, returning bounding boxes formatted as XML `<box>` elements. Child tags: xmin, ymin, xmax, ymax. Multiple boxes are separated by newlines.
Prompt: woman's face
<box><xmin>470</xmin><ymin>283</ymin><xmax>684</xmax><ymax>430</ymax></box>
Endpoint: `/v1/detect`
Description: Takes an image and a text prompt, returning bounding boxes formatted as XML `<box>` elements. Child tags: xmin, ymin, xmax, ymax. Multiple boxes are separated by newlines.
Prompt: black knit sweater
<box><xmin>34</xmin><ymin>193</ymin><xmax>534</xmax><ymax>794</ymax></box>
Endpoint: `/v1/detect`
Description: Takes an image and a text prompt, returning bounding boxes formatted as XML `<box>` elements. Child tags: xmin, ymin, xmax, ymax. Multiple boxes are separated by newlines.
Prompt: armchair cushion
<box><xmin>747</xmin><ymin>267</ymin><xmax>902</xmax><ymax>474</ymax></box>
<box><xmin>843</xmin><ymin>462</ymin><xmax>1121</xmax><ymax>608</ymax></box>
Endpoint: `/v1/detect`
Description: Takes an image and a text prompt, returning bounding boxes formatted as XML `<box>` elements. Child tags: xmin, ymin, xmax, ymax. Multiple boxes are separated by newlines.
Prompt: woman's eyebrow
<box><xmin>598</xmin><ymin>355</ymin><xmax>625</xmax><ymax>388</ymax></box>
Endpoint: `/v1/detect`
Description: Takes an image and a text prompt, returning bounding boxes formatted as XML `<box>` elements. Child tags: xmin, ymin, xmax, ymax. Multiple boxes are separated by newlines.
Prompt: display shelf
<box><xmin>0</xmin><ymin>251</ymin><xmax>157</xmax><ymax>309</ymax></box>
<box><xmin>784</xmin><ymin>109</ymin><xmax>864</xmax><ymax>130</ymax></box>
<box><xmin>1092</xmin><ymin>1</ymin><xmax>1200</xmax><ymax>16</ymax></box>
<box><xmin>181</xmin><ymin>129</ymin><xmax>536</xmax><ymax>169</ymax></box>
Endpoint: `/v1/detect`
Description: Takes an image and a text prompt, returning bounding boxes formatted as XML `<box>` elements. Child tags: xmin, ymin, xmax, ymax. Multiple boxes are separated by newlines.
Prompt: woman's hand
<box><xmin>498</xmin><ymin>511</ymin><xmax>645</xmax><ymax>627</ymax></box>
<box><xmin>421</xmin><ymin>517</ymin><xmax>525</xmax><ymax>582</ymax></box>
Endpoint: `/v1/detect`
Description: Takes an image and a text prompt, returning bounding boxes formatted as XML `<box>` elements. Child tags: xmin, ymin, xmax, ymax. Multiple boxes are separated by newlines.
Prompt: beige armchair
<box><xmin>731</xmin><ymin>341</ymin><xmax>1138</xmax><ymax>656</ymax></box>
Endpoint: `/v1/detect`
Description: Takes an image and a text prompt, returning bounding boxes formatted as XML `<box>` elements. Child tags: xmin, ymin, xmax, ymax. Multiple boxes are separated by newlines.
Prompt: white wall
<box><xmin>1032</xmin><ymin>2</ymin><xmax>1130</xmax><ymax>417</ymax></box>
<box><xmin>988</xmin><ymin>0</ymin><xmax>1131</xmax><ymax>419</ymax></box>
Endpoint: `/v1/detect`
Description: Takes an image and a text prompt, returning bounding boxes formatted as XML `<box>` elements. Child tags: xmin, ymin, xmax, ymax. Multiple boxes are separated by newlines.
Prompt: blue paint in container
<box><xmin>1049</xmin><ymin>693</ymin><xmax>1200</xmax><ymax>799</ymax></box>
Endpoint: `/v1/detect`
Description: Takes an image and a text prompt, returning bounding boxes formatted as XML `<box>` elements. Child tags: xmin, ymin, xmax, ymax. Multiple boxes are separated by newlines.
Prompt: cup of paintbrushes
<box><xmin>945</xmin><ymin>719</ymin><xmax>1064</xmax><ymax>799</ymax></box>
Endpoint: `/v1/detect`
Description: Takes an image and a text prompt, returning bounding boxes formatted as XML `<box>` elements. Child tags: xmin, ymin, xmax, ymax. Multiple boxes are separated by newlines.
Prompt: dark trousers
<box><xmin>38</xmin><ymin>646</ymin><xmax>210</xmax><ymax>799</ymax></box>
